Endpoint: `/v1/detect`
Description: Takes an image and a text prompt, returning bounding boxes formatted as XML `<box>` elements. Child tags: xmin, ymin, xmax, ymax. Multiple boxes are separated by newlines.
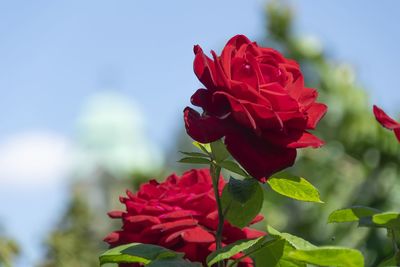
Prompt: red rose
<box><xmin>373</xmin><ymin>105</ymin><xmax>400</xmax><ymax>142</ymax></box>
<box><xmin>184</xmin><ymin>35</ymin><xmax>327</xmax><ymax>181</ymax></box>
<box><xmin>104</xmin><ymin>169</ymin><xmax>264</xmax><ymax>266</ymax></box>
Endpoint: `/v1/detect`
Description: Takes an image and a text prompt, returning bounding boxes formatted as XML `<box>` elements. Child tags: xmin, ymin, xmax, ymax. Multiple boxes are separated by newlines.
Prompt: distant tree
<box><xmin>0</xmin><ymin>234</ymin><xmax>19</xmax><ymax>267</ymax></box>
<box><xmin>39</xmin><ymin>189</ymin><xmax>102</xmax><ymax>267</ymax></box>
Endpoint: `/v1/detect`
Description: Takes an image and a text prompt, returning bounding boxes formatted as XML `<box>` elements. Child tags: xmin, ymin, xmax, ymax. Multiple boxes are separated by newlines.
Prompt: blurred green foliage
<box><xmin>0</xmin><ymin>235</ymin><xmax>19</xmax><ymax>267</ymax></box>
<box><xmin>38</xmin><ymin>189</ymin><xmax>101</xmax><ymax>267</ymax></box>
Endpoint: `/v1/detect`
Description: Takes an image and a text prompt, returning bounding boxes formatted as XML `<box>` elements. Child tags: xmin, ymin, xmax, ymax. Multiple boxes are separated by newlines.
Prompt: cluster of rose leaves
<box><xmin>103</xmin><ymin>35</ymin><xmax>399</xmax><ymax>266</ymax></box>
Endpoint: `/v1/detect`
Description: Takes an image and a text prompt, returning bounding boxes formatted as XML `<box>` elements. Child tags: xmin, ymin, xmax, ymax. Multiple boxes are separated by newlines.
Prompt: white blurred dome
<box><xmin>73</xmin><ymin>91</ymin><xmax>163</xmax><ymax>179</ymax></box>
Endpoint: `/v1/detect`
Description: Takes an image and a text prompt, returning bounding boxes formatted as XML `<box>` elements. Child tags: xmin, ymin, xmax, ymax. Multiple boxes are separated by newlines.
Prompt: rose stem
<box><xmin>391</xmin><ymin>229</ymin><xmax>399</xmax><ymax>255</ymax></box>
<box><xmin>210</xmin><ymin>163</ymin><xmax>224</xmax><ymax>267</ymax></box>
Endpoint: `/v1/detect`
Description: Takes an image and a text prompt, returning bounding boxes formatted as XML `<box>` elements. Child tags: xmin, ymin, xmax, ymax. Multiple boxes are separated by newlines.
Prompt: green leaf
<box><xmin>328</xmin><ymin>206</ymin><xmax>380</xmax><ymax>223</ymax></box>
<box><xmin>266</xmin><ymin>175</ymin><xmax>323</xmax><ymax>203</ymax></box>
<box><xmin>267</xmin><ymin>225</ymin><xmax>316</xmax><ymax>250</ymax></box>
<box><xmin>147</xmin><ymin>258</ymin><xmax>202</xmax><ymax>267</ymax></box>
<box><xmin>210</xmin><ymin>139</ymin><xmax>230</xmax><ymax>162</ymax></box>
<box><xmin>178</xmin><ymin>157</ymin><xmax>211</xmax><ymax>164</ymax></box>
<box><xmin>288</xmin><ymin>247</ymin><xmax>364</xmax><ymax>267</ymax></box>
<box><xmin>192</xmin><ymin>141</ymin><xmax>211</xmax><ymax>154</ymax></box>
<box><xmin>206</xmin><ymin>236</ymin><xmax>266</xmax><ymax>266</ymax></box>
<box><xmin>252</xmin><ymin>238</ymin><xmax>306</xmax><ymax>267</ymax></box>
<box><xmin>99</xmin><ymin>243</ymin><xmax>182</xmax><ymax>265</ymax></box>
<box><xmin>372</xmin><ymin>212</ymin><xmax>400</xmax><ymax>229</ymax></box>
<box><xmin>378</xmin><ymin>251</ymin><xmax>400</xmax><ymax>267</ymax></box>
<box><xmin>218</xmin><ymin>160</ymin><xmax>249</xmax><ymax>177</ymax></box>
<box><xmin>221</xmin><ymin>178</ymin><xmax>264</xmax><ymax>228</ymax></box>
<box><xmin>179</xmin><ymin>151</ymin><xmax>209</xmax><ymax>158</ymax></box>
<box><xmin>226</xmin><ymin>177</ymin><xmax>259</xmax><ymax>203</ymax></box>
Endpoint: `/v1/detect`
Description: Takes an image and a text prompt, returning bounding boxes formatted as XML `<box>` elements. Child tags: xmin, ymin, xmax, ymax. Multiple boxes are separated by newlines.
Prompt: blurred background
<box><xmin>0</xmin><ymin>0</ymin><xmax>399</xmax><ymax>266</ymax></box>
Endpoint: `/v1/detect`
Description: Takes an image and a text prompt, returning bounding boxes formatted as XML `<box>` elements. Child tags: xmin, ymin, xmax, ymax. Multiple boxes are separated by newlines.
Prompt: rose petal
<box><xmin>373</xmin><ymin>105</ymin><xmax>400</xmax><ymax>130</ymax></box>
<box><xmin>243</xmin><ymin>227</ymin><xmax>266</xmax><ymax>239</ymax></box>
<box><xmin>213</xmin><ymin>92</ymin><xmax>257</xmax><ymax>130</ymax></box>
<box><xmin>211</xmin><ymin>50</ymin><xmax>230</xmax><ymax>88</ymax></box>
<box><xmin>395</xmin><ymin>129</ymin><xmax>400</xmax><ymax>142</ymax></box>
<box><xmin>259</xmin><ymin>83</ymin><xmax>299</xmax><ymax>111</ymax></box>
<box><xmin>242</xmin><ymin>102</ymin><xmax>282</xmax><ymax>130</ymax></box>
<box><xmin>193</xmin><ymin>45</ymin><xmax>217</xmax><ymax>90</ymax></box>
<box><xmin>124</xmin><ymin>215</ymin><xmax>161</xmax><ymax>226</ymax></box>
<box><xmin>306</xmin><ymin>103</ymin><xmax>328</xmax><ymax>129</ymax></box>
<box><xmin>159</xmin><ymin>210</ymin><xmax>200</xmax><ymax>220</ymax></box>
<box><xmin>298</xmin><ymin>88</ymin><xmax>318</xmax><ymax>108</ymax></box>
<box><xmin>182</xmin><ymin>226</ymin><xmax>215</xmax><ymax>243</ymax></box>
<box><xmin>150</xmin><ymin>218</ymin><xmax>198</xmax><ymax>232</ymax></box>
<box><xmin>184</xmin><ymin>107</ymin><xmax>226</xmax><ymax>143</ymax></box>
<box><xmin>224</xmin><ymin>130</ymin><xmax>297</xmax><ymax>180</ymax></box>
<box><xmin>103</xmin><ymin>231</ymin><xmax>121</xmax><ymax>243</ymax></box>
<box><xmin>190</xmin><ymin>88</ymin><xmax>212</xmax><ymax>108</ymax></box>
<box><xmin>250</xmin><ymin>214</ymin><xmax>264</xmax><ymax>225</ymax></box>
<box><xmin>287</xmin><ymin>132</ymin><xmax>324</xmax><ymax>149</ymax></box>
<box><xmin>108</xmin><ymin>210</ymin><xmax>124</xmax><ymax>218</ymax></box>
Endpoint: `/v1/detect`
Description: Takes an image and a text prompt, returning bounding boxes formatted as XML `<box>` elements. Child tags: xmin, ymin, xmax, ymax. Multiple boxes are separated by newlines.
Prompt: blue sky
<box><xmin>0</xmin><ymin>0</ymin><xmax>399</xmax><ymax>265</ymax></box>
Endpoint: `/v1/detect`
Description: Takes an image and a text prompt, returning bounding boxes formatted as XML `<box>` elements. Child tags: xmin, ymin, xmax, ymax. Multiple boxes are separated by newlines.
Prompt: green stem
<box><xmin>391</xmin><ymin>229</ymin><xmax>399</xmax><ymax>255</ymax></box>
<box><xmin>210</xmin><ymin>163</ymin><xmax>224</xmax><ymax>267</ymax></box>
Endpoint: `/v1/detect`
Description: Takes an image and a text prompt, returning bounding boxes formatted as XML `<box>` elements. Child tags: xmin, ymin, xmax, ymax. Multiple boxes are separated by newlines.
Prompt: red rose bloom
<box><xmin>104</xmin><ymin>169</ymin><xmax>264</xmax><ymax>266</ymax></box>
<box><xmin>184</xmin><ymin>35</ymin><xmax>327</xmax><ymax>181</ymax></box>
<box><xmin>373</xmin><ymin>105</ymin><xmax>400</xmax><ymax>142</ymax></box>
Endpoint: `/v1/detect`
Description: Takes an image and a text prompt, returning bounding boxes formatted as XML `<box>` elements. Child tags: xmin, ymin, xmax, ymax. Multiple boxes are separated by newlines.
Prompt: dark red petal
<box><xmin>182</xmin><ymin>226</ymin><xmax>215</xmax><ymax>243</ymax></box>
<box><xmin>225</xmin><ymin>35</ymin><xmax>252</xmax><ymax>50</ymax></box>
<box><xmin>224</xmin><ymin>130</ymin><xmax>297</xmax><ymax>180</ymax></box>
<box><xmin>232</xmin><ymin>253</ymin><xmax>254</xmax><ymax>267</ymax></box>
<box><xmin>242</xmin><ymin>102</ymin><xmax>283</xmax><ymax>130</ymax></box>
<box><xmin>395</xmin><ymin>128</ymin><xmax>400</xmax><ymax>143</ymax></box>
<box><xmin>193</xmin><ymin>45</ymin><xmax>217</xmax><ymax>89</ymax></box>
<box><xmin>190</xmin><ymin>88</ymin><xmax>212</xmax><ymax>109</ymax></box>
<box><xmin>183</xmin><ymin>107</ymin><xmax>225</xmax><ymax>143</ymax></box>
<box><xmin>213</xmin><ymin>92</ymin><xmax>257</xmax><ymax>130</ymax></box>
<box><xmin>262</xmin><ymin>128</ymin><xmax>303</xmax><ymax>148</ymax></box>
<box><xmin>162</xmin><ymin>229</ymin><xmax>187</xmax><ymax>245</ymax></box>
<box><xmin>219</xmin><ymin>35</ymin><xmax>252</xmax><ymax>80</ymax></box>
<box><xmin>220</xmin><ymin>35</ymin><xmax>252</xmax><ymax>75</ymax></box>
<box><xmin>176</xmin><ymin>243</ymin><xmax>201</xmax><ymax>263</ymax></box>
<box><xmin>287</xmin><ymin>132</ymin><xmax>324</xmax><ymax>149</ymax></box>
<box><xmin>211</xmin><ymin>50</ymin><xmax>230</xmax><ymax>88</ymax></box>
<box><xmin>373</xmin><ymin>105</ymin><xmax>400</xmax><ymax>130</ymax></box>
<box><xmin>237</xmin><ymin>260</ymin><xmax>254</xmax><ymax>267</ymax></box>
<box><xmin>306</xmin><ymin>103</ymin><xmax>328</xmax><ymax>129</ymax></box>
